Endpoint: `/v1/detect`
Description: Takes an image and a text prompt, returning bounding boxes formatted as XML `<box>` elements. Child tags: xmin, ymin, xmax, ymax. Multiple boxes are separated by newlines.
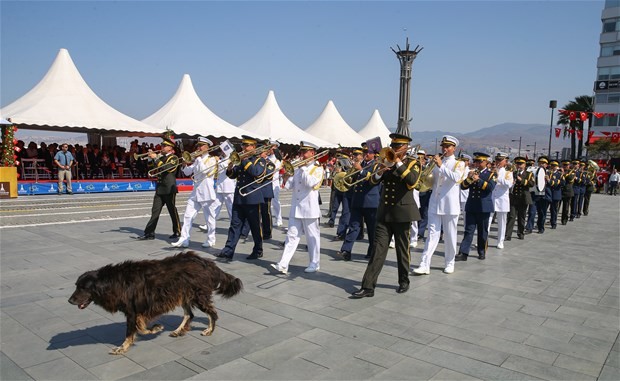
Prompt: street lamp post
<box><xmin>511</xmin><ymin>137</ymin><xmax>522</xmax><ymax>157</ymax></box>
<box><xmin>548</xmin><ymin>100</ymin><xmax>557</xmax><ymax>157</ymax></box>
<box><xmin>527</xmin><ymin>142</ymin><xmax>537</xmax><ymax>158</ymax></box>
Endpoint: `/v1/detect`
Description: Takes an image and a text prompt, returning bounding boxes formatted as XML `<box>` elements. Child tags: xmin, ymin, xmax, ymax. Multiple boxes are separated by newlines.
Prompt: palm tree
<box><xmin>557</xmin><ymin>95</ymin><xmax>594</xmax><ymax>160</ymax></box>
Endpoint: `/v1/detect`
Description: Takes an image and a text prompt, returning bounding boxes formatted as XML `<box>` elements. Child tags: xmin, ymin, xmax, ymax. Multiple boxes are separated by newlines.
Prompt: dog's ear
<box><xmin>77</xmin><ymin>271</ymin><xmax>98</xmax><ymax>291</ymax></box>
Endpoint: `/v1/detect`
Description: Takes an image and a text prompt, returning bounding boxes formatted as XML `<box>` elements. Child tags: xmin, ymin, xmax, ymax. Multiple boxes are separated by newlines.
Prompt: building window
<box><xmin>593</xmin><ymin>114</ymin><xmax>619</xmax><ymax>127</ymax></box>
<box><xmin>595</xmin><ymin>93</ymin><xmax>620</xmax><ymax>103</ymax></box>
<box><xmin>603</xmin><ymin>18</ymin><xmax>620</xmax><ymax>33</ymax></box>
<box><xmin>601</xmin><ymin>43</ymin><xmax>620</xmax><ymax>57</ymax></box>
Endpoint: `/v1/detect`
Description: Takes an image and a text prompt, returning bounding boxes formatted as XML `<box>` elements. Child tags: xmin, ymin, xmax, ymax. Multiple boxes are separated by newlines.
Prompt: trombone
<box><xmin>332</xmin><ymin>147</ymin><xmax>399</xmax><ymax>192</ymax></box>
<box><xmin>238</xmin><ymin>150</ymin><xmax>329</xmax><ymax>196</ymax></box>
<box><xmin>133</xmin><ymin>150</ymin><xmax>161</xmax><ymax>160</ymax></box>
<box><xmin>147</xmin><ymin>155</ymin><xmax>180</xmax><ymax>177</ymax></box>
<box><xmin>203</xmin><ymin>144</ymin><xmax>271</xmax><ymax>173</ymax></box>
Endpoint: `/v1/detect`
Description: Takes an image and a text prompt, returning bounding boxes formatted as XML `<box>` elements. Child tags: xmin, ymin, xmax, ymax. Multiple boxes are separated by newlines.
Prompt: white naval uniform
<box><xmin>489</xmin><ymin>166</ymin><xmax>513</xmax><ymax>246</ymax></box>
<box><xmin>268</xmin><ymin>154</ymin><xmax>283</xmax><ymax>226</ymax></box>
<box><xmin>178</xmin><ymin>154</ymin><xmax>218</xmax><ymax>245</ymax></box>
<box><xmin>391</xmin><ymin>189</ymin><xmax>420</xmax><ymax>248</ymax></box>
<box><xmin>275</xmin><ymin>162</ymin><xmax>324</xmax><ymax>271</ymax></box>
<box><xmin>418</xmin><ymin>155</ymin><xmax>466</xmax><ymax>272</ymax></box>
<box><xmin>210</xmin><ymin>159</ymin><xmax>235</xmax><ymax>221</ymax></box>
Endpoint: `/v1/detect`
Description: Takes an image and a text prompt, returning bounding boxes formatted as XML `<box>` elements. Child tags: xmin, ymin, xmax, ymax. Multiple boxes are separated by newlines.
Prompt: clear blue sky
<box><xmin>0</xmin><ymin>0</ymin><xmax>604</xmax><ymax>136</ymax></box>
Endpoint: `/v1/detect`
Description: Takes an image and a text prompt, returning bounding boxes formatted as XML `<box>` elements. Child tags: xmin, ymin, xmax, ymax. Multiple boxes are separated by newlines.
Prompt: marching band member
<box><xmin>525</xmin><ymin>158</ymin><xmax>538</xmax><ymax>234</ymax></box>
<box><xmin>414</xmin><ymin>135</ymin><xmax>465</xmax><ymax>275</ymax></box>
<box><xmin>547</xmin><ymin>160</ymin><xmax>564</xmax><ymax>229</ymax></box>
<box><xmin>489</xmin><ymin>152</ymin><xmax>513</xmax><ymax>249</ymax></box>
<box><xmin>570</xmin><ymin>160</ymin><xmax>584</xmax><ymax>221</ymax></box>
<box><xmin>534</xmin><ymin>156</ymin><xmax>549</xmax><ymax>234</ymax></box>
<box><xmin>582</xmin><ymin>162</ymin><xmax>596</xmax><ymax>216</ymax></box>
<box><xmin>208</xmin><ymin>149</ymin><xmax>236</xmax><ymax>227</ymax></box>
<box><xmin>328</xmin><ymin>152</ymin><xmax>351</xmax><ymax>238</ymax></box>
<box><xmin>505</xmin><ymin>156</ymin><xmax>534</xmax><ymax>240</ymax></box>
<box><xmin>337</xmin><ymin>146</ymin><xmax>380</xmax><ymax>261</ymax></box>
<box><xmin>416</xmin><ymin>149</ymin><xmax>431</xmax><ymax>242</ymax></box>
<box><xmin>217</xmin><ymin>135</ymin><xmax>266</xmax><ymax>261</ymax></box>
<box><xmin>459</xmin><ymin>154</ymin><xmax>472</xmax><ymax>225</ymax></box>
<box><xmin>267</xmin><ymin>141</ymin><xmax>283</xmax><ymax>227</ymax></box>
<box><xmin>271</xmin><ymin>141</ymin><xmax>324</xmax><ymax>274</ymax></box>
<box><xmin>560</xmin><ymin>160</ymin><xmax>575</xmax><ymax>225</ymax></box>
<box><xmin>258</xmin><ymin>141</ymin><xmax>278</xmax><ymax>240</ymax></box>
<box><xmin>455</xmin><ymin>152</ymin><xmax>496</xmax><ymax>261</ymax></box>
<box><xmin>351</xmin><ymin>133</ymin><xmax>421</xmax><ymax>298</ymax></box>
<box><xmin>137</xmin><ymin>137</ymin><xmax>181</xmax><ymax>241</ymax></box>
<box><xmin>172</xmin><ymin>137</ymin><xmax>218</xmax><ymax>248</ymax></box>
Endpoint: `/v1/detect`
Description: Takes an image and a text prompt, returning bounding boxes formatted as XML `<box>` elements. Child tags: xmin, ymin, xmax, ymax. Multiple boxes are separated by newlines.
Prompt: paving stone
<box><xmin>597</xmin><ymin>364</ymin><xmax>620</xmax><ymax>381</ymax></box>
<box><xmin>0</xmin><ymin>351</ymin><xmax>34</xmax><ymax>381</ymax></box>
<box><xmin>88</xmin><ymin>357</ymin><xmax>146</xmax><ymax>380</ymax></box>
<box><xmin>243</xmin><ymin>337</ymin><xmax>321</xmax><ymax>369</ymax></box>
<box><xmin>371</xmin><ymin>356</ymin><xmax>442</xmax><ymax>380</ymax></box>
<box><xmin>118</xmin><ymin>360</ymin><xmax>198</xmax><ymax>380</ymax></box>
<box><xmin>186</xmin><ymin>358</ymin><xmax>268</xmax><ymax>380</ymax></box>
<box><xmin>478</xmin><ymin>335</ymin><xmax>558</xmax><ymax>364</ymax></box>
<box><xmin>429</xmin><ymin>336</ymin><xmax>510</xmax><ymax>366</ymax></box>
<box><xmin>501</xmin><ymin>355</ymin><xmax>596</xmax><ymax>380</ymax></box>
<box><xmin>428</xmin><ymin>368</ymin><xmax>482</xmax><ymax>380</ymax></box>
<box><xmin>23</xmin><ymin>357</ymin><xmax>97</xmax><ymax>380</ymax></box>
<box><xmin>553</xmin><ymin>354</ymin><xmax>605</xmax><ymax>377</ymax></box>
<box><xmin>525</xmin><ymin>334</ymin><xmax>610</xmax><ymax>364</ymax></box>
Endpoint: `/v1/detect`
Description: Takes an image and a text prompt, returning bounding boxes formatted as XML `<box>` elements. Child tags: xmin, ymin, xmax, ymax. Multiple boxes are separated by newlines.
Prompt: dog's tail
<box><xmin>217</xmin><ymin>271</ymin><xmax>243</xmax><ymax>298</ymax></box>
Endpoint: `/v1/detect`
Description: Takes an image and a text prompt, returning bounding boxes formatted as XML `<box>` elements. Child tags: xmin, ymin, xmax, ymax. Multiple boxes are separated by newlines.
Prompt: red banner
<box><xmin>602</xmin><ymin>131</ymin><xmax>611</xmax><ymax>136</ymax></box>
<box><xmin>593</xmin><ymin>112</ymin><xmax>604</xmax><ymax>118</ymax></box>
<box><xmin>577</xmin><ymin>130</ymin><xmax>583</xmax><ymax>140</ymax></box>
<box><xmin>580</xmin><ymin>112</ymin><xmax>588</xmax><ymax>121</ymax></box>
<box><xmin>569</xmin><ymin>111</ymin><xmax>576</xmax><ymax>121</ymax></box>
<box><xmin>612</xmin><ymin>133</ymin><xmax>620</xmax><ymax>143</ymax></box>
<box><xmin>555</xmin><ymin>127</ymin><xmax>562</xmax><ymax>138</ymax></box>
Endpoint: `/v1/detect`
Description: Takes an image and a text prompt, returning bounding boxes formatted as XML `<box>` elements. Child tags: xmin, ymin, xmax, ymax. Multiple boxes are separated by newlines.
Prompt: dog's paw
<box><xmin>201</xmin><ymin>327</ymin><xmax>213</xmax><ymax>336</ymax></box>
<box><xmin>109</xmin><ymin>346</ymin><xmax>126</xmax><ymax>355</ymax></box>
<box><xmin>152</xmin><ymin>324</ymin><xmax>164</xmax><ymax>333</ymax></box>
<box><xmin>169</xmin><ymin>330</ymin><xmax>186</xmax><ymax>338</ymax></box>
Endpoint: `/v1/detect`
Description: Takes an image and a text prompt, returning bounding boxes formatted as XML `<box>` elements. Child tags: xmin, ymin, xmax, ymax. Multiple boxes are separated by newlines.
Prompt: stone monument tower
<box><xmin>391</xmin><ymin>38</ymin><xmax>423</xmax><ymax>137</ymax></box>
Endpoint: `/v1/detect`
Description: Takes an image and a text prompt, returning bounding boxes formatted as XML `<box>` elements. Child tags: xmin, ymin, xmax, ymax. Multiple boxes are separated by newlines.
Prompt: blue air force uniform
<box><xmin>571</xmin><ymin>161</ymin><xmax>585</xmax><ymax>219</ymax></box>
<box><xmin>457</xmin><ymin>153</ymin><xmax>496</xmax><ymax>260</ymax></box>
<box><xmin>339</xmin><ymin>156</ymin><xmax>381</xmax><ymax>260</ymax></box>
<box><xmin>218</xmin><ymin>136</ymin><xmax>266</xmax><ymax>260</ymax></box>
<box><xmin>546</xmin><ymin>162</ymin><xmax>564</xmax><ymax>229</ymax></box>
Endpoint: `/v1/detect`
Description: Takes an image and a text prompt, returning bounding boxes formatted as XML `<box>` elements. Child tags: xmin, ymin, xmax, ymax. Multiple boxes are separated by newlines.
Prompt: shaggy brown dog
<box><xmin>68</xmin><ymin>251</ymin><xmax>242</xmax><ymax>354</ymax></box>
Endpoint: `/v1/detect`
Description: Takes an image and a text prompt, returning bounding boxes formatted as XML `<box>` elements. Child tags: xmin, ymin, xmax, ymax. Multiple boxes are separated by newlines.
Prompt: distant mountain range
<box><xmin>408</xmin><ymin>123</ymin><xmax>570</xmax><ymax>156</ymax></box>
<box><xmin>17</xmin><ymin>122</ymin><xmax>570</xmax><ymax>157</ymax></box>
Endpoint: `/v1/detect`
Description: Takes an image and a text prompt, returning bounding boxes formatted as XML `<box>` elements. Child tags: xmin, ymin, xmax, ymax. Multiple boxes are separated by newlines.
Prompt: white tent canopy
<box><xmin>0</xmin><ymin>48</ymin><xmax>160</xmax><ymax>135</ymax></box>
<box><xmin>142</xmin><ymin>74</ymin><xmax>252</xmax><ymax>139</ymax></box>
<box><xmin>305</xmin><ymin>100</ymin><xmax>364</xmax><ymax>148</ymax></box>
<box><xmin>239</xmin><ymin>90</ymin><xmax>332</xmax><ymax>147</ymax></box>
<box><xmin>358</xmin><ymin>109</ymin><xmax>393</xmax><ymax>147</ymax></box>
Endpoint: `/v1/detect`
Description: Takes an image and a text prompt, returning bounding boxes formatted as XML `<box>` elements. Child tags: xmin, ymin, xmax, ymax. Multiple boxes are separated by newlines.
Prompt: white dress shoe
<box><xmin>171</xmin><ymin>239</ymin><xmax>189</xmax><ymax>248</ymax></box>
<box><xmin>413</xmin><ymin>266</ymin><xmax>430</xmax><ymax>275</ymax></box>
<box><xmin>276</xmin><ymin>222</ymin><xmax>283</xmax><ymax>227</ymax></box>
<box><xmin>497</xmin><ymin>242</ymin><xmax>504</xmax><ymax>249</ymax></box>
<box><xmin>443</xmin><ymin>266</ymin><xmax>454</xmax><ymax>274</ymax></box>
<box><xmin>198</xmin><ymin>225</ymin><xmax>208</xmax><ymax>231</ymax></box>
<box><xmin>409</xmin><ymin>241</ymin><xmax>418</xmax><ymax>248</ymax></box>
<box><xmin>304</xmin><ymin>265</ymin><xmax>320</xmax><ymax>273</ymax></box>
<box><xmin>202</xmin><ymin>242</ymin><xmax>215</xmax><ymax>248</ymax></box>
<box><xmin>270</xmin><ymin>263</ymin><xmax>288</xmax><ymax>274</ymax></box>
<box><xmin>389</xmin><ymin>240</ymin><xmax>395</xmax><ymax>248</ymax></box>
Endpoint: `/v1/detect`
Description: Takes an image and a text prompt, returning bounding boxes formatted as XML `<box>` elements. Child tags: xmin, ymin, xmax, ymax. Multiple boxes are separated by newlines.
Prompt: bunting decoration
<box><xmin>558</xmin><ymin>109</ymin><xmax>617</xmax><ymax>118</ymax></box>
<box><xmin>577</xmin><ymin>130</ymin><xmax>583</xmax><ymax>140</ymax></box>
<box><xmin>555</xmin><ymin>127</ymin><xmax>561</xmax><ymax>138</ymax></box>
<box><xmin>613</xmin><ymin>133</ymin><xmax>620</xmax><ymax>143</ymax></box>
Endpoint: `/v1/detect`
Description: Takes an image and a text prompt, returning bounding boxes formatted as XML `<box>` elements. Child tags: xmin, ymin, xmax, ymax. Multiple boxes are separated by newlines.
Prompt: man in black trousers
<box><xmin>351</xmin><ymin>133</ymin><xmax>421</xmax><ymax>298</ymax></box>
<box><xmin>137</xmin><ymin>137</ymin><xmax>181</xmax><ymax>241</ymax></box>
<box><xmin>505</xmin><ymin>157</ymin><xmax>535</xmax><ymax>240</ymax></box>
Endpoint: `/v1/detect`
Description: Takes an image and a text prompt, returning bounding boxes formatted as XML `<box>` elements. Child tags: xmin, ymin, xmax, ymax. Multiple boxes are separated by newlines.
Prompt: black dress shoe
<box><xmin>550</xmin><ymin>226</ymin><xmax>556</xmax><ymax>229</ymax></box>
<box><xmin>397</xmin><ymin>284</ymin><xmax>410</xmax><ymax>294</ymax></box>
<box><xmin>136</xmin><ymin>234</ymin><xmax>155</xmax><ymax>240</ymax></box>
<box><xmin>263</xmin><ymin>236</ymin><xmax>272</xmax><ymax>240</ymax></box>
<box><xmin>505</xmin><ymin>237</ymin><xmax>512</xmax><ymax>241</ymax></box>
<box><xmin>478</xmin><ymin>255</ymin><xmax>486</xmax><ymax>260</ymax></box>
<box><xmin>537</xmin><ymin>230</ymin><xmax>544</xmax><ymax>234</ymax></box>
<box><xmin>517</xmin><ymin>234</ymin><xmax>524</xmax><ymax>240</ymax></box>
<box><xmin>216</xmin><ymin>253</ymin><xmax>233</xmax><ymax>262</ymax></box>
<box><xmin>356</xmin><ymin>235</ymin><xmax>364</xmax><ymax>241</ymax></box>
<box><xmin>247</xmin><ymin>253</ymin><xmax>263</xmax><ymax>260</ymax></box>
<box><xmin>169</xmin><ymin>233</ymin><xmax>180</xmax><ymax>239</ymax></box>
<box><xmin>337</xmin><ymin>251</ymin><xmax>351</xmax><ymax>261</ymax></box>
<box><xmin>351</xmin><ymin>288</ymin><xmax>374</xmax><ymax>298</ymax></box>
<box><xmin>454</xmin><ymin>253</ymin><xmax>468</xmax><ymax>261</ymax></box>
<box><xmin>328</xmin><ymin>221</ymin><xmax>335</xmax><ymax>228</ymax></box>
<box><xmin>332</xmin><ymin>235</ymin><xmax>345</xmax><ymax>241</ymax></box>
<box><xmin>525</xmin><ymin>229</ymin><xmax>532</xmax><ymax>235</ymax></box>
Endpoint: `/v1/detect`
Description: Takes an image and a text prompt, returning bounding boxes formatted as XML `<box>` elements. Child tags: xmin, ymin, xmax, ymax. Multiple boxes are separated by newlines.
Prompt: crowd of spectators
<box><xmin>16</xmin><ymin>139</ymin><xmax>171</xmax><ymax>180</ymax></box>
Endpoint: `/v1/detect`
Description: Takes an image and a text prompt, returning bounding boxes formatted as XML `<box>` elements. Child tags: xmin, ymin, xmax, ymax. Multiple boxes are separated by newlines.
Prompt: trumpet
<box><xmin>133</xmin><ymin>150</ymin><xmax>161</xmax><ymax>160</ymax></box>
<box><xmin>332</xmin><ymin>160</ymin><xmax>376</xmax><ymax>192</ymax></box>
<box><xmin>203</xmin><ymin>144</ymin><xmax>271</xmax><ymax>173</ymax></box>
<box><xmin>147</xmin><ymin>155</ymin><xmax>180</xmax><ymax>177</ymax></box>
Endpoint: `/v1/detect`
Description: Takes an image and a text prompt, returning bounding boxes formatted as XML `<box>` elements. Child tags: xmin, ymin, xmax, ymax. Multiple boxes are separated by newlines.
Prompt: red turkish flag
<box><xmin>577</xmin><ymin>130</ymin><xmax>583</xmax><ymax>140</ymax></box>
<box><xmin>555</xmin><ymin>127</ymin><xmax>561</xmax><ymax>138</ymax></box>
<box><xmin>568</xmin><ymin>129</ymin><xmax>575</xmax><ymax>135</ymax></box>
<box><xmin>559</xmin><ymin>109</ymin><xmax>569</xmax><ymax>115</ymax></box>
<box><xmin>588</xmin><ymin>131</ymin><xmax>594</xmax><ymax>139</ymax></box>
<box><xmin>569</xmin><ymin>111</ymin><xmax>576</xmax><ymax>121</ymax></box>
<box><xmin>593</xmin><ymin>112</ymin><xmax>604</xmax><ymax>119</ymax></box>
<box><xmin>612</xmin><ymin>132</ymin><xmax>620</xmax><ymax>143</ymax></box>
<box><xmin>580</xmin><ymin>112</ymin><xmax>588</xmax><ymax>121</ymax></box>
<box><xmin>602</xmin><ymin>131</ymin><xmax>611</xmax><ymax>137</ymax></box>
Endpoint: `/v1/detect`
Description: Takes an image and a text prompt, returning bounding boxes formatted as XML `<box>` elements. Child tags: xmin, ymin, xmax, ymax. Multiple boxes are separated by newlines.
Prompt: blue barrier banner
<box><xmin>17</xmin><ymin>179</ymin><xmax>194</xmax><ymax>195</ymax></box>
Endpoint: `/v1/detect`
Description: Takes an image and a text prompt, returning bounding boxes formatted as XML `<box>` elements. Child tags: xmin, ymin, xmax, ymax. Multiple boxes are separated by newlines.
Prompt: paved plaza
<box><xmin>0</xmin><ymin>189</ymin><xmax>619</xmax><ymax>380</ymax></box>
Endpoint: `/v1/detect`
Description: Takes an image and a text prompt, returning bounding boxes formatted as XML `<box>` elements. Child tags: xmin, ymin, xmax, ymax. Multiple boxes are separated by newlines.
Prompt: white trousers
<box><xmin>210</xmin><ymin>192</ymin><xmax>233</xmax><ymax>221</ymax></box>
<box><xmin>277</xmin><ymin>217</ymin><xmax>320</xmax><ymax>269</ymax></box>
<box><xmin>271</xmin><ymin>184</ymin><xmax>282</xmax><ymax>225</ymax></box>
<box><xmin>419</xmin><ymin>212</ymin><xmax>459</xmax><ymax>269</ymax></box>
<box><xmin>490</xmin><ymin>211</ymin><xmax>507</xmax><ymax>246</ymax></box>
<box><xmin>180</xmin><ymin>198</ymin><xmax>215</xmax><ymax>244</ymax></box>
